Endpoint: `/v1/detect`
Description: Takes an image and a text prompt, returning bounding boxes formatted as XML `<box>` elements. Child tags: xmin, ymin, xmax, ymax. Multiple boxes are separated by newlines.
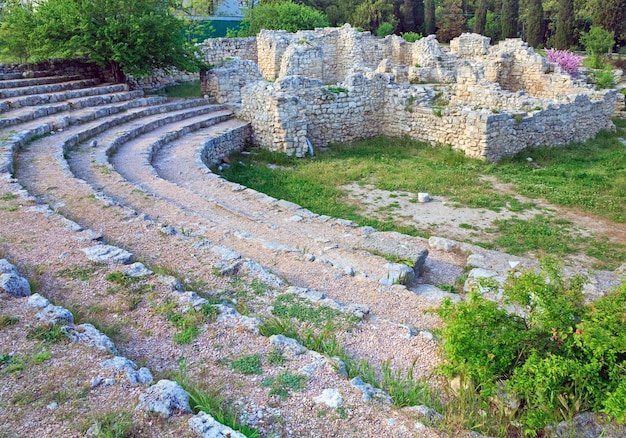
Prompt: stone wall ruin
<box><xmin>199</xmin><ymin>26</ymin><xmax>617</xmax><ymax>161</ymax></box>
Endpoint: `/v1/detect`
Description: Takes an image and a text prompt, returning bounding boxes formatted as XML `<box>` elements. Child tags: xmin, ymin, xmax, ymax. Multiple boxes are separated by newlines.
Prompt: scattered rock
<box><xmin>380</xmin><ymin>263</ymin><xmax>414</xmax><ymax>286</ymax></box>
<box><xmin>135</xmin><ymin>380</ymin><xmax>191</xmax><ymax>418</ymax></box>
<box><xmin>210</xmin><ymin>245</ymin><xmax>241</xmax><ymax>261</ymax></box>
<box><xmin>313</xmin><ymin>388</ymin><xmax>343</xmax><ymax>408</ymax></box>
<box><xmin>428</xmin><ymin>236</ymin><xmax>458</xmax><ymax>252</ymax></box>
<box><xmin>160</xmin><ymin>225</ymin><xmax>177</xmax><ymax>235</ymax></box>
<box><xmin>159</xmin><ymin>275</ymin><xmax>184</xmax><ymax>292</ymax></box>
<box><xmin>411</xmin><ymin>284</ymin><xmax>462</xmax><ymax>303</ymax></box>
<box><xmin>125</xmin><ymin>262</ymin><xmax>153</xmax><ymax>278</ymax></box>
<box><xmin>358</xmin><ymin>231</ymin><xmax>428</xmax><ymax>274</ymax></box>
<box><xmin>0</xmin><ymin>273</ymin><xmax>31</xmax><ymax>297</ymax></box>
<box><xmin>81</xmin><ymin>245</ymin><xmax>133</xmax><ymax>264</ymax></box>
<box><xmin>404</xmin><ymin>404</ymin><xmax>444</xmax><ymax>421</ymax></box>
<box><xmin>350</xmin><ymin>377</ymin><xmax>393</xmax><ymax>404</ymax></box>
<box><xmin>27</xmin><ymin>293</ymin><xmax>50</xmax><ymax>308</ymax></box>
<box><xmin>548</xmin><ymin>412</ymin><xmax>626</xmax><ymax>438</ymax></box>
<box><xmin>63</xmin><ymin>323</ymin><xmax>118</xmax><ymax>354</ymax></box>
<box><xmin>127</xmin><ymin>368</ymin><xmax>153</xmax><ymax>386</ymax></box>
<box><xmin>269</xmin><ymin>334</ymin><xmax>307</xmax><ymax>356</ymax></box>
<box><xmin>178</xmin><ymin>291</ymin><xmax>209</xmax><ymax>311</ymax></box>
<box><xmin>189</xmin><ymin>411</ymin><xmax>247</xmax><ymax>438</ymax></box>
<box><xmin>36</xmin><ymin>304</ymin><xmax>74</xmax><ymax>324</ymax></box>
<box><xmin>417</xmin><ymin>192</ymin><xmax>430</xmax><ymax>203</ymax></box>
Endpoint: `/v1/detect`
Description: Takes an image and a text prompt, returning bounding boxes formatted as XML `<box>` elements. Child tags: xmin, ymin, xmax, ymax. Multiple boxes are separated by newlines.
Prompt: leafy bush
<box><xmin>236</xmin><ymin>1</ymin><xmax>329</xmax><ymax>37</ymax></box>
<box><xmin>580</xmin><ymin>26</ymin><xmax>615</xmax><ymax>69</ymax></box>
<box><xmin>436</xmin><ymin>258</ymin><xmax>626</xmax><ymax>433</ymax></box>
<box><xmin>589</xmin><ymin>67</ymin><xmax>616</xmax><ymax>89</ymax></box>
<box><xmin>545</xmin><ymin>48</ymin><xmax>583</xmax><ymax>76</ymax></box>
<box><xmin>400</xmin><ymin>32</ymin><xmax>422</xmax><ymax>43</ymax></box>
<box><xmin>376</xmin><ymin>22</ymin><xmax>394</xmax><ymax>38</ymax></box>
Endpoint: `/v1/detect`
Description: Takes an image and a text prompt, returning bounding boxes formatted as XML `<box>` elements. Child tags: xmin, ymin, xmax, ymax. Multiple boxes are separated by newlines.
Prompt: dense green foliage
<box><xmin>473</xmin><ymin>0</ymin><xmax>488</xmax><ymax>35</ymax></box>
<box><xmin>500</xmin><ymin>0</ymin><xmax>519</xmax><ymax>38</ymax></box>
<box><xmin>236</xmin><ymin>1</ymin><xmax>329</xmax><ymax>36</ymax></box>
<box><xmin>423</xmin><ymin>0</ymin><xmax>436</xmax><ymax>35</ymax></box>
<box><xmin>0</xmin><ymin>0</ymin><xmax>204</xmax><ymax>81</ymax></box>
<box><xmin>553</xmin><ymin>0</ymin><xmax>575</xmax><ymax>49</ymax></box>
<box><xmin>525</xmin><ymin>0</ymin><xmax>544</xmax><ymax>47</ymax></box>
<box><xmin>580</xmin><ymin>25</ymin><xmax>615</xmax><ymax>68</ymax></box>
<box><xmin>436</xmin><ymin>259</ymin><xmax>626</xmax><ymax>432</ymax></box>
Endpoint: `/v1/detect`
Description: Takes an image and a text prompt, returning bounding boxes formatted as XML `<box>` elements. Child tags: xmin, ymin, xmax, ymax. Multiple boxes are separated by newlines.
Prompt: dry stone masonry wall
<box><xmin>199</xmin><ymin>26</ymin><xmax>618</xmax><ymax>161</ymax></box>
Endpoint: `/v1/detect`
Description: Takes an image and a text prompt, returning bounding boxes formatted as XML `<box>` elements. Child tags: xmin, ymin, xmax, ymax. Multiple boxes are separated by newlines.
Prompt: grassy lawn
<box><xmin>219</xmin><ymin>123</ymin><xmax>626</xmax><ymax>269</ymax></box>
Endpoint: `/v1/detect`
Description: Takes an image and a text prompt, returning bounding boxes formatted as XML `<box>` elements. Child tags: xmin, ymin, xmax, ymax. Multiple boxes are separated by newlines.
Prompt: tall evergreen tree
<box><xmin>501</xmin><ymin>0</ymin><xmax>519</xmax><ymax>38</ymax></box>
<box><xmin>525</xmin><ymin>0</ymin><xmax>544</xmax><ymax>47</ymax></box>
<box><xmin>591</xmin><ymin>0</ymin><xmax>626</xmax><ymax>45</ymax></box>
<box><xmin>473</xmin><ymin>0</ymin><xmax>488</xmax><ymax>35</ymax></box>
<box><xmin>553</xmin><ymin>0</ymin><xmax>574</xmax><ymax>49</ymax></box>
<box><xmin>424</xmin><ymin>0</ymin><xmax>436</xmax><ymax>35</ymax></box>
<box><xmin>413</xmin><ymin>0</ymin><xmax>425</xmax><ymax>33</ymax></box>
<box><xmin>402</xmin><ymin>0</ymin><xmax>416</xmax><ymax>32</ymax></box>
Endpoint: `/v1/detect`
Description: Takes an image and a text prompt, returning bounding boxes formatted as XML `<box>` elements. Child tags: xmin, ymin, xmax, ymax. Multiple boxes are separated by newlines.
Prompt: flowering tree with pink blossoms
<box><xmin>545</xmin><ymin>49</ymin><xmax>583</xmax><ymax>76</ymax></box>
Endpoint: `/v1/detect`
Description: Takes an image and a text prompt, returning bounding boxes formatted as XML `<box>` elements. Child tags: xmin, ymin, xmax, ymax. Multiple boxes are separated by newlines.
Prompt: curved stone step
<box><xmin>0</xmin><ymin>90</ymin><xmax>146</xmax><ymax>129</ymax></box>
<box><xmin>0</xmin><ymin>83</ymin><xmax>128</xmax><ymax>113</ymax></box>
<box><xmin>0</xmin><ymin>75</ymin><xmax>83</xmax><ymax>89</ymax></box>
<box><xmin>1</xmin><ymin>98</ymin><xmax>210</xmax><ymax>175</ymax></box>
<box><xmin>0</xmin><ymin>69</ymin><xmax>59</xmax><ymax>80</ymax></box>
<box><xmin>0</xmin><ymin>78</ymin><xmax>100</xmax><ymax>99</ymax></box>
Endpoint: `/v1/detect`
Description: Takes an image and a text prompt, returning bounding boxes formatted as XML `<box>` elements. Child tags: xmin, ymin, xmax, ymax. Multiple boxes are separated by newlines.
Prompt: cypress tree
<box><xmin>403</xmin><ymin>0</ymin><xmax>416</xmax><ymax>32</ymax></box>
<box><xmin>553</xmin><ymin>0</ymin><xmax>574</xmax><ymax>49</ymax></box>
<box><xmin>424</xmin><ymin>0</ymin><xmax>436</xmax><ymax>35</ymax></box>
<box><xmin>525</xmin><ymin>0</ymin><xmax>544</xmax><ymax>47</ymax></box>
<box><xmin>414</xmin><ymin>0</ymin><xmax>425</xmax><ymax>32</ymax></box>
<box><xmin>501</xmin><ymin>0</ymin><xmax>519</xmax><ymax>38</ymax></box>
<box><xmin>473</xmin><ymin>0</ymin><xmax>487</xmax><ymax>35</ymax></box>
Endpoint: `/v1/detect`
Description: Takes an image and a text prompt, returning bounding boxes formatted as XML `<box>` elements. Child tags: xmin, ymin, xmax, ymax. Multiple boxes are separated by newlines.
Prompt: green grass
<box><xmin>262</xmin><ymin>371</ymin><xmax>308</xmax><ymax>398</ymax></box>
<box><xmin>0</xmin><ymin>315</ymin><xmax>19</xmax><ymax>329</ymax></box>
<box><xmin>88</xmin><ymin>410</ymin><xmax>134</xmax><ymax>438</ymax></box>
<box><xmin>58</xmin><ymin>265</ymin><xmax>98</xmax><ymax>282</ymax></box>
<box><xmin>220</xmin><ymin>130</ymin><xmax>626</xmax><ymax>266</ymax></box>
<box><xmin>175</xmin><ymin>357</ymin><xmax>260</xmax><ymax>437</ymax></box>
<box><xmin>152</xmin><ymin>80</ymin><xmax>202</xmax><ymax>98</ymax></box>
<box><xmin>271</xmin><ymin>294</ymin><xmax>359</xmax><ymax>330</ymax></box>
<box><xmin>230</xmin><ymin>354</ymin><xmax>263</xmax><ymax>375</ymax></box>
<box><xmin>26</xmin><ymin>323</ymin><xmax>67</xmax><ymax>344</ymax></box>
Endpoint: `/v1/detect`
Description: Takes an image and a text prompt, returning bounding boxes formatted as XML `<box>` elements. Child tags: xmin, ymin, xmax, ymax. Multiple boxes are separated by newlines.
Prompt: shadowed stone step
<box><xmin>0</xmin><ymin>83</ymin><xmax>128</xmax><ymax>112</ymax></box>
<box><xmin>0</xmin><ymin>75</ymin><xmax>83</xmax><ymax>89</ymax></box>
<box><xmin>0</xmin><ymin>78</ymin><xmax>101</xmax><ymax>98</ymax></box>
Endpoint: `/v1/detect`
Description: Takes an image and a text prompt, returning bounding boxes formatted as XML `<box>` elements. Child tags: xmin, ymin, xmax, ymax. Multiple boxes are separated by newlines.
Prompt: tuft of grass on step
<box><xmin>230</xmin><ymin>354</ymin><xmax>263</xmax><ymax>375</ymax></box>
<box><xmin>262</xmin><ymin>371</ymin><xmax>308</xmax><ymax>398</ymax></box>
<box><xmin>26</xmin><ymin>323</ymin><xmax>67</xmax><ymax>344</ymax></box>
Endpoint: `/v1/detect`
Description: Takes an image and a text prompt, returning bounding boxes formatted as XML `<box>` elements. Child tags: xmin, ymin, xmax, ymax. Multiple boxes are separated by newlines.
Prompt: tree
<box><xmin>424</xmin><ymin>0</ymin><xmax>436</xmax><ymax>35</ymax></box>
<box><xmin>351</xmin><ymin>0</ymin><xmax>397</xmax><ymax>33</ymax></box>
<box><xmin>0</xmin><ymin>0</ymin><xmax>36</xmax><ymax>63</ymax></box>
<box><xmin>525</xmin><ymin>0</ymin><xmax>544</xmax><ymax>47</ymax></box>
<box><xmin>473</xmin><ymin>0</ymin><xmax>487</xmax><ymax>35</ymax></box>
<box><xmin>590</xmin><ymin>0</ymin><xmax>626</xmax><ymax>45</ymax></box>
<box><xmin>500</xmin><ymin>0</ymin><xmax>519</xmax><ymax>38</ymax></box>
<box><xmin>237</xmin><ymin>1</ymin><xmax>329</xmax><ymax>36</ymax></box>
<box><xmin>553</xmin><ymin>0</ymin><xmax>574</xmax><ymax>49</ymax></box>
<box><xmin>0</xmin><ymin>0</ymin><xmax>205</xmax><ymax>83</ymax></box>
<box><xmin>436</xmin><ymin>0</ymin><xmax>466</xmax><ymax>43</ymax></box>
<box><xmin>580</xmin><ymin>25</ymin><xmax>615</xmax><ymax>67</ymax></box>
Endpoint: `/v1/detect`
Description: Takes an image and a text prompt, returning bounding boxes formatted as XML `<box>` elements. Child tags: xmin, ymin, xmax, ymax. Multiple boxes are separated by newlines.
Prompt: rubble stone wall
<box><xmin>199</xmin><ymin>28</ymin><xmax>618</xmax><ymax>162</ymax></box>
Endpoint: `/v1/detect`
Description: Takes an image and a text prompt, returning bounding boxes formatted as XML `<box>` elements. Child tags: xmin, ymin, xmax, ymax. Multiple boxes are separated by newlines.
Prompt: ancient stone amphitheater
<box><xmin>0</xmin><ymin>30</ymin><xmax>623</xmax><ymax>438</ymax></box>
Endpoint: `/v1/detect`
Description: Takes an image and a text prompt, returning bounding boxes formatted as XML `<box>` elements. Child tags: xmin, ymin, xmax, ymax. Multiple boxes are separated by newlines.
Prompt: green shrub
<box><xmin>401</xmin><ymin>32</ymin><xmax>422</xmax><ymax>43</ymax></box>
<box><xmin>376</xmin><ymin>22</ymin><xmax>395</xmax><ymax>38</ymax></box>
<box><xmin>590</xmin><ymin>68</ymin><xmax>615</xmax><ymax>89</ymax></box>
<box><xmin>580</xmin><ymin>26</ymin><xmax>615</xmax><ymax>69</ymax></box>
<box><xmin>436</xmin><ymin>258</ymin><xmax>626</xmax><ymax>433</ymax></box>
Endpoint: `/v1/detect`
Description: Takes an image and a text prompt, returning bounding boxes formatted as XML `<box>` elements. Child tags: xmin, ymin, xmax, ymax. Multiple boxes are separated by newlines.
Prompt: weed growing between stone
<box><xmin>175</xmin><ymin>357</ymin><xmax>261</xmax><ymax>438</ymax></box>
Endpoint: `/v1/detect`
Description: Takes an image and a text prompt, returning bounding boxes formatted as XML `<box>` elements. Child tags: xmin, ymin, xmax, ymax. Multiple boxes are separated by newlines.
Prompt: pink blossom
<box><xmin>545</xmin><ymin>48</ymin><xmax>583</xmax><ymax>76</ymax></box>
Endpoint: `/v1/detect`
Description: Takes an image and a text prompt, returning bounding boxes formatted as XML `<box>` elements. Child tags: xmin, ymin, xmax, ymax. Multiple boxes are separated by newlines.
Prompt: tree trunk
<box><xmin>108</xmin><ymin>61</ymin><xmax>125</xmax><ymax>84</ymax></box>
